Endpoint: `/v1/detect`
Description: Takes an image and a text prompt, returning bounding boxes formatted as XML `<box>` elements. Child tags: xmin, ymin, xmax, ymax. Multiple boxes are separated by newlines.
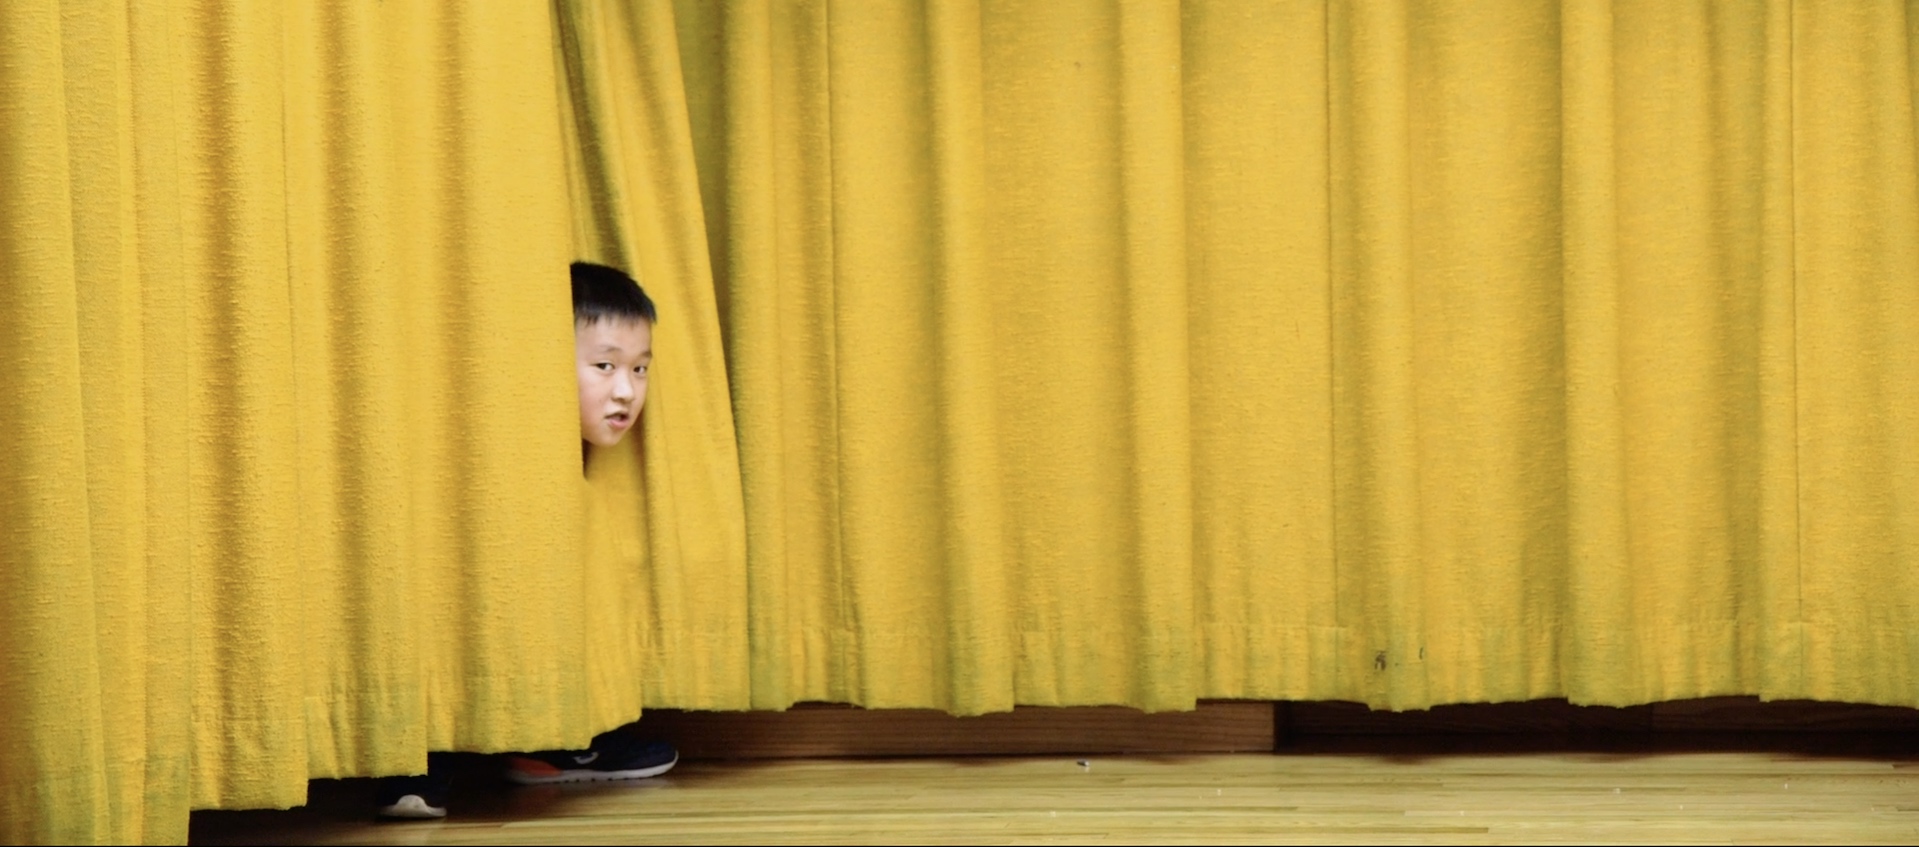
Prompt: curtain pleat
<box><xmin>1182</xmin><ymin>1</ymin><xmax>1340</xmax><ymax>700</ymax></box>
<box><xmin>1</xmin><ymin>5</ymin><xmax>114</xmax><ymax>842</ymax></box>
<box><xmin>1792</xmin><ymin>1</ymin><xmax>1919</xmax><ymax>703</ymax></box>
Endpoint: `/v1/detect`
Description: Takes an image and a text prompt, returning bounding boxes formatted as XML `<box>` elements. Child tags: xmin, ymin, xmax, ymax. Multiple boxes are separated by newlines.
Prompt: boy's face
<box><xmin>575</xmin><ymin>316</ymin><xmax>652</xmax><ymax>448</ymax></box>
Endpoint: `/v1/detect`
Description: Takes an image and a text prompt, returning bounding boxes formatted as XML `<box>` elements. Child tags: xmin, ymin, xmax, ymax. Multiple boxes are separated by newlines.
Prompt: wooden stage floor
<box><xmin>190</xmin><ymin>736</ymin><xmax>1919</xmax><ymax>845</ymax></box>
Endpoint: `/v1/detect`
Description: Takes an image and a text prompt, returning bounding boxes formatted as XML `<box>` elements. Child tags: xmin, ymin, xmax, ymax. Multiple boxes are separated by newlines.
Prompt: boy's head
<box><xmin>571</xmin><ymin>262</ymin><xmax>656</xmax><ymax>448</ymax></box>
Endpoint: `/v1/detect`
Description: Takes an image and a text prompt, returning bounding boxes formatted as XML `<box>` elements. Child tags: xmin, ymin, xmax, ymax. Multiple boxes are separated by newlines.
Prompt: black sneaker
<box><xmin>505</xmin><ymin>730</ymin><xmax>678</xmax><ymax>785</ymax></box>
<box><xmin>374</xmin><ymin>773</ymin><xmax>450</xmax><ymax>820</ymax></box>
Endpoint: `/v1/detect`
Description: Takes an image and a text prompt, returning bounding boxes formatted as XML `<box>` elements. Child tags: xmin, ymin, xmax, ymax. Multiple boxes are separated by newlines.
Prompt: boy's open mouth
<box><xmin>606</xmin><ymin>411</ymin><xmax>631</xmax><ymax>427</ymax></box>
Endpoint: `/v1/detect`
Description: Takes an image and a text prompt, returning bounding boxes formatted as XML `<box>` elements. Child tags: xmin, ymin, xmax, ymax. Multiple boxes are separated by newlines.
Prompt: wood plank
<box><xmin>636</xmin><ymin>700</ymin><xmax>1276</xmax><ymax>759</ymax></box>
<box><xmin>189</xmin><ymin>740</ymin><xmax>1919</xmax><ymax>845</ymax></box>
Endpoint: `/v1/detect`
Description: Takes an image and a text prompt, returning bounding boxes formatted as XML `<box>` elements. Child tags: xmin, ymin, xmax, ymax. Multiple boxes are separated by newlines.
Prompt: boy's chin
<box><xmin>582</xmin><ymin>430</ymin><xmax>629</xmax><ymax>448</ymax></box>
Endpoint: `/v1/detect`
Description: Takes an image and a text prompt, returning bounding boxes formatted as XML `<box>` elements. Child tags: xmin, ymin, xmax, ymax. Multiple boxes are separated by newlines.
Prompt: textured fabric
<box><xmin>4</xmin><ymin>1</ymin><xmax>1919</xmax><ymax>844</ymax></box>
<box><xmin>1</xmin><ymin>2</ymin><xmax>609</xmax><ymax>843</ymax></box>
<box><xmin>554</xmin><ymin>0</ymin><xmax>753</xmax><ymax>718</ymax></box>
<box><xmin>666</xmin><ymin>0</ymin><xmax>1919</xmax><ymax>715</ymax></box>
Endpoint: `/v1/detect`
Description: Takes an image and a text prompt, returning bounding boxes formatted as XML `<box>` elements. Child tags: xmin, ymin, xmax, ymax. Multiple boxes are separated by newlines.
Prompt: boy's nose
<box><xmin>611</xmin><ymin>373</ymin><xmax>635</xmax><ymax>402</ymax></box>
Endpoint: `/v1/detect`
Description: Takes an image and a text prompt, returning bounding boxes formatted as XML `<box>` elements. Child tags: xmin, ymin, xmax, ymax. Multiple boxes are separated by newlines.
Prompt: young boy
<box><xmin>375</xmin><ymin>262</ymin><xmax>679</xmax><ymax>820</ymax></box>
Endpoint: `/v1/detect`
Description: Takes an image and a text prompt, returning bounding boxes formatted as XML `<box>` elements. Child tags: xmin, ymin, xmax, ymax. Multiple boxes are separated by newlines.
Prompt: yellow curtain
<box><xmin>0</xmin><ymin>2</ymin><xmax>653</xmax><ymax>842</ymax></box>
<box><xmin>6</xmin><ymin>0</ymin><xmax>1919</xmax><ymax>843</ymax></box>
<box><xmin>654</xmin><ymin>0</ymin><xmax>1919</xmax><ymax>714</ymax></box>
<box><xmin>554</xmin><ymin>0</ymin><xmax>754</xmax><ymax>714</ymax></box>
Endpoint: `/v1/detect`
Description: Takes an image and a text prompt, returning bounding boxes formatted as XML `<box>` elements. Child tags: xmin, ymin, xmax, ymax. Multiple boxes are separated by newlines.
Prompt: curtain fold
<box><xmin>552</xmin><ymin>0</ymin><xmax>752</xmax><ymax>715</ymax></box>
<box><xmin>1792</xmin><ymin>0</ymin><xmax>1919</xmax><ymax>703</ymax></box>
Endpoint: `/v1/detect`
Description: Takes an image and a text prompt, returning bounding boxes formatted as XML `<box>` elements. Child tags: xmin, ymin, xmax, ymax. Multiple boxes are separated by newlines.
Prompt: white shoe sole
<box><xmin>376</xmin><ymin>794</ymin><xmax>447</xmax><ymax>820</ymax></box>
<box><xmin>506</xmin><ymin>753</ymin><xmax>678</xmax><ymax>785</ymax></box>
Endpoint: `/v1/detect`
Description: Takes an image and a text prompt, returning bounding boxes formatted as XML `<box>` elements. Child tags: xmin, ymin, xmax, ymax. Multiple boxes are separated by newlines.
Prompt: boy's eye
<box><xmin>595</xmin><ymin>362</ymin><xmax>614</xmax><ymax>371</ymax></box>
<box><xmin>635</xmin><ymin>365</ymin><xmax>649</xmax><ymax>376</ymax></box>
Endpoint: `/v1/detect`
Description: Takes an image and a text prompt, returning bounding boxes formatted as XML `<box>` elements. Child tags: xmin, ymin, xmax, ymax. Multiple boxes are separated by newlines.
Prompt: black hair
<box><xmin>571</xmin><ymin>261</ymin><xmax>657</xmax><ymax>325</ymax></box>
